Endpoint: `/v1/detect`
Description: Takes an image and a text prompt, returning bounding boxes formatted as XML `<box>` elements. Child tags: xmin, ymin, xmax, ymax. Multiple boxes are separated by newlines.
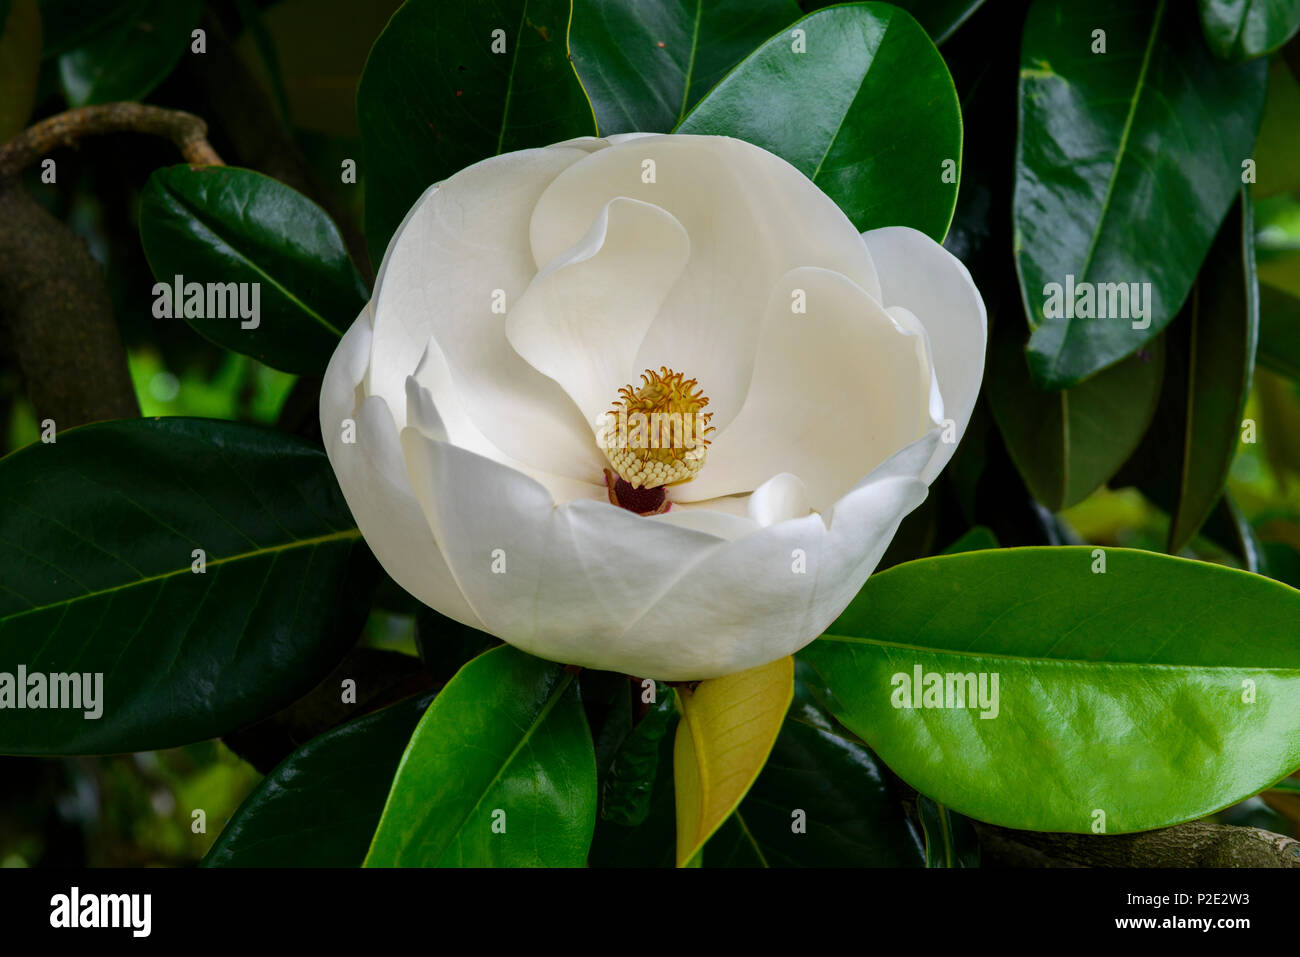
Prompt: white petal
<box><xmin>320</xmin><ymin>310</ymin><xmax>482</xmax><ymax>629</ymax></box>
<box><xmin>747</xmin><ymin>472</ymin><xmax>811</xmax><ymax>527</ymax></box>
<box><xmin>631</xmin><ymin>431</ymin><xmax>938</xmax><ymax>679</ymax></box>
<box><xmin>398</xmin><ymin>427</ymin><xmax>740</xmax><ymax>674</ymax></box>
<box><xmin>862</xmin><ymin>226</ymin><xmax>988</xmax><ymax>482</ymax></box>
<box><xmin>680</xmin><ymin>267</ymin><xmax>934</xmax><ymax>512</ymax></box>
<box><xmin>528</xmin><ymin>134</ymin><xmax>883</xmax><ymax>428</ymax></box>
<box><xmin>367</xmin><ymin>145</ymin><xmax>604</xmax><ymax>482</ymax></box>
<box><xmin>506</xmin><ymin>197</ymin><xmax>691</xmax><ymax>425</ymax></box>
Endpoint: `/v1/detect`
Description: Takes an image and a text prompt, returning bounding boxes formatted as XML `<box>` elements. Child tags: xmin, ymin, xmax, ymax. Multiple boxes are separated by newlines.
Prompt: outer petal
<box><xmin>399</xmin><ymin>426</ymin><xmax>743</xmax><ymax>676</ymax></box>
<box><xmin>679</xmin><ymin>267</ymin><xmax>935</xmax><ymax>511</ymax></box>
<box><xmin>862</xmin><ymin>226</ymin><xmax>988</xmax><ymax>482</ymax></box>
<box><xmin>528</xmin><ymin>135</ymin><xmax>884</xmax><ymax>428</ymax></box>
<box><xmin>368</xmin><ymin>145</ymin><xmax>604</xmax><ymax>482</ymax></box>
<box><xmin>320</xmin><ymin>307</ymin><xmax>482</xmax><ymax>629</ymax></box>
<box><xmin>627</xmin><ymin>431</ymin><xmax>940</xmax><ymax>679</ymax></box>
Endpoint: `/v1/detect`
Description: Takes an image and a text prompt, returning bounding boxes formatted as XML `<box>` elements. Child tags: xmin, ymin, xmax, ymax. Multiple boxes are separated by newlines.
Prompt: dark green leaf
<box><xmin>569</xmin><ymin>0</ymin><xmax>800</xmax><ymax>134</ymax></box>
<box><xmin>1199</xmin><ymin>0</ymin><xmax>1300</xmax><ymax>61</ymax></box>
<box><xmin>601</xmin><ymin>682</ymin><xmax>674</xmax><ymax>827</ymax></box>
<box><xmin>365</xmin><ymin>646</ymin><xmax>596</xmax><ymax>866</ymax></box>
<box><xmin>941</xmin><ymin>525</ymin><xmax>999</xmax><ymax>554</ymax></box>
<box><xmin>804</xmin><ymin>547</ymin><xmax>1300</xmax><ymax>833</ymax></box>
<box><xmin>357</xmin><ymin>0</ymin><xmax>597</xmax><ymax>263</ymax></box>
<box><xmin>0</xmin><ymin>419</ymin><xmax>371</xmax><ymax>755</ymax></box>
<box><xmin>139</xmin><ymin>165</ymin><xmax>367</xmax><ymax>376</ymax></box>
<box><xmin>889</xmin><ymin>0</ymin><xmax>986</xmax><ymax>44</ymax></box>
<box><xmin>705</xmin><ymin>686</ymin><xmax>925</xmax><ymax>867</ymax></box>
<box><xmin>987</xmin><ymin>316</ymin><xmax>1165</xmax><ymax>511</ymax></box>
<box><xmin>1014</xmin><ymin>0</ymin><xmax>1267</xmax><ymax>388</ymax></box>
<box><xmin>57</xmin><ymin>0</ymin><xmax>200</xmax><ymax>105</ymax></box>
<box><xmin>587</xmin><ymin>720</ymin><xmax>678</xmax><ymax>867</ymax></box>
<box><xmin>677</xmin><ymin>2</ymin><xmax>961</xmax><ymax>239</ymax></box>
<box><xmin>917</xmin><ymin>794</ymin><xmax>980</xmax><ymax>867</ymax></box>
<box><xmin>204</xmin><ymin>693</ymin><xmax>434</xmax><ymax>867</ymax></box>
<box><xmin>1114</xmin><ymin>193</ymin><xmax>1258</xmax><ymax>553</ymax></box>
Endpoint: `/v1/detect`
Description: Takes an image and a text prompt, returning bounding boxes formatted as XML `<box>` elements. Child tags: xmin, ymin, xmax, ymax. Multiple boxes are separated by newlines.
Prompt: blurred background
<box><xmin>1</xmin><ymin>0</ymin><xmax>1298</xmax><ymax>865</ymax></box>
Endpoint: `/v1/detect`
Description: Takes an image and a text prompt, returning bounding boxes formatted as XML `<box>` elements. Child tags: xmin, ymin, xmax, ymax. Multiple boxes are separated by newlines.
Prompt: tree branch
<box><xmin>0</xmin><ymin>103</ymin><xmax>223</xmax><ymax>178</ymax></box>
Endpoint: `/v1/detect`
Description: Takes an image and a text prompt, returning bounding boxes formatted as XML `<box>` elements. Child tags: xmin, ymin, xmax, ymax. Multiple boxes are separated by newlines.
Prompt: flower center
<box><xmin>599</xmin><ymin>367</ymin><xmax>714</xmax><ymax>512</ymax></box>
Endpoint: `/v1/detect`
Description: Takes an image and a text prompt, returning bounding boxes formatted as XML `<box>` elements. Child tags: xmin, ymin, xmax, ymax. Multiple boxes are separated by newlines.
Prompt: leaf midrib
<box><xmin>0</xmin><ymin>528</ymin><xmax>361</xmax><ymax>626</ymax></box>
<box><xmin>817</xmin><ymin>631</ymin><xmax>1297</xmax><ymax>671</ymax></box>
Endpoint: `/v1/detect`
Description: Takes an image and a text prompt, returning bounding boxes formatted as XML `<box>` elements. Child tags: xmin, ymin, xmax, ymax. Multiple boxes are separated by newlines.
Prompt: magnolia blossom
<box><xmin>321</xmin><ymin>134</ymin><xmax>986</xmax><ymax>680</ymax></box>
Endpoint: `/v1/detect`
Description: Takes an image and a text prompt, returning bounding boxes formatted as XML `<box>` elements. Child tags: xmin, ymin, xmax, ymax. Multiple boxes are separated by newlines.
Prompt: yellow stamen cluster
<box><xmin>600</xmin><ymin>367</ymin><xmax>715</xmax><ymax>489</ymax></box>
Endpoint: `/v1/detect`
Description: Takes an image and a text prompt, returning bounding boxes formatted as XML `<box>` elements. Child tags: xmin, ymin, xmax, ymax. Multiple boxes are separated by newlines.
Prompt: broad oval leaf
<box><xmin>674</xmin><ymin>655</ymin><xmax>792</xmax><ymax>866</ymax></box>
<box><xmin>569</xmin><ymin>0</ymin><xmax>800</xmax><ymax>134</ymax></box>
<box><xmin>803</xmin><ymin>547</ymin><xmax>1300</xmax><ymax>834</ymax></box>
<box><xmin>0</xmin><ymin>418</ymin><xmax>371</xmax><ymax>755</ymax></box>
<box><xmin>364</xmin><ymin>646</ymin><xmax>596</xmax><ymax>867</ymax></box>
<box><xmin>139</xmin><ymin>165</ymin><xmax>367</xmax><ymax>376</ymax></box>
<box><xmin>58</xmin><ymin>0</ymin><xmax>200</xmax><ymax>106</ymax></box>
<box><xmin>1198</xmin><ymin>0</ymin><xmax>1300</xmax><ymax>62</ymax></box>
<box><xmin>988</xmin><ymin>318</ymin><xmax>1165</xmax><ymax>511</ymax></box>
<box><xmin>204</xmin><ymin>693</ymin><xmax>434</xmax><ymax>867</ymax></box>
<box><xmin>1014</xmin><ymin>0</ymin><xmax>1267</xmax><ymax>388</ymax></box>
<box><xmin>357</xmin><ymin>0</ymin><xmax>597</xmax><ymax>264</ymax></box>
<box><xmin>677</xmin><ymin>1</ymin><xmax>961</xmax><ymax>240</ymax></box>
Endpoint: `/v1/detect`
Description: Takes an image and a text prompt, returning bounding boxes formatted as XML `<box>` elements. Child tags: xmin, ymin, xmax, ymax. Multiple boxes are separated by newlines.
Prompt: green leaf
<box><xmin>38</xmin><ymin>0</ymin><xmax>134</xmax><ymax>57</ymax></box>
<box><xmin>57</xmin><ymin>0</ymin><xmax>200</xmax><ymax>106</ymax></box>
<box><xmin>139</xmin><ymin>165</ymin><xmax>367</xmax><ymax>376</ymax></box>
<box><xmin>1199</xmin><ymin>0</ymin><xmax>1300</xmax><ymax>61</ymax></box>
<box><xmin>587</xmin><ymin>715</ymin><xmax>679</xmax><ymax>867</ymax></box>
<box><xmin>569</xmin><ymin>0</ymin><xmax>800</xmax><ymax>134</ymax></box>
<box><xmin>677</xmin><ymin>1</ymin><xmax>961</xmax><ymax>240</ymax></box>
<box><xmin>1259</xmin><ymin>280</ymin><xmax>1300</xmax><ymax>379</ymax></box>
<box><xmin>704</xmin><ymin>670</ymin><xmax>925</xmax><ymax>867</ymax></box>
<box><xmin>987</xmin><ymin>319</ymin><xmax>1165</xmax><ymax>511</ymax></box>
<box><xmin>600</xmin><ymin>682</ymin><xmax>674</xmax><ymax>827</ymax></box>
<box><xmin>1014</xmin><ymin>0</ymin><xmax>1267</xmax><ymax>388</ymax></box>
<box><xmin>0</xmin><ymin>419</ymin><xmax>371</xmax><ymax>755</ymax></box>
<box><xmin>674</xmin><ymin>656</ymin><xmax>793</xmax><ymax>867</ymax></box>
<box><xmin>364</xmin><ymin>646</ymin><xmax>596</xmax><ymax>866</ymax></box>
<box><xmin>941</xmin><ymin>525</ymin><xmax>999</xmax><ymax>554</ymax></box>
<box><xmin>888</xmin><ymin>0</ymin><xmax>986</xmax><ymax>44</ymax></box>
<box><xmin>803</xmin><ymin>547</ymin><xmax>1300</xmax><ymax>834</ymax></box>
<box><xmin>917</xmin><ymin>795</ymin><xmax>980</xmax><ymax>867</ymax></box>
<box><xmin>204</xmin><ymin>693</ymin><xmax>434</xmax><ymax>867</ymax></box>
<box><xmin>357</xmin><ymin>0</ymin><xmax>597</xmax><ymax>264</ymax></box>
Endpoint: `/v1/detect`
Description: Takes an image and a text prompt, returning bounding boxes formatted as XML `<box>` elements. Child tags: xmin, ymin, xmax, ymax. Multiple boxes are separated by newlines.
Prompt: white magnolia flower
<box><xmin>321</xmin><ymin>134</ymin><xmax>986</xmax><ymax>681</ymax></box>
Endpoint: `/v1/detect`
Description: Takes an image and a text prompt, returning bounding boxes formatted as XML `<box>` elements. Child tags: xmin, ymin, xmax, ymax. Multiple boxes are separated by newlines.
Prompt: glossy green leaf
<box><xmin>139</xmin><ymin>165</ymin><xmax>367</xmax><ymax>376</ymax></box>
<box><xmin>57</xmin><ymin>0</ymin><xmax>200</xmax><ymax>106</ymax></box>
<box><xmin>704</xmin><ymin>671</ymin><xmax>925</xmax><ymax>867</ymax></box>
<box><xmin>601</xmin><ymin>682</ymin><xmax>674</xmax><ymax>828</ymax></box>
<box><xmin>357</xmin><ymin>0</ymin><xmax>597</xmax><ymax>264</ymax></box>
<box><xmin>988</xmin><ymin>318</ymin><xmax>1165</xmax><ymax>511</ymax></box>
<box><xmin>0</xmin><ymin>419</ymin><xmax>371</xmax><ymax>755</ymax></box>
<box><xmin>677</xmin><ymin>2</ymin><xmax>961</xmax><ymax>240</ymax></box>
<box><xmin>1014</xmin><ymin>0</ymin><xmax>1267</xmax><ymax>388</ymax></box>
<box><xmin>204</xmin><ymin>693</ymin><xmax>434</xmax><ymax>867</ymax></box>
<box><xmin>917</xmin><ymin>795</ymin><xmax>980</xmax><ymax>867</ymax></box>
<box><xmin>889</xmin><ymin>0</ymin><xmax>985</xmax><ymax>44</ymax></box>
<box><xmin>587</xmin><ymin>715</ymin><xmax>679</xmax><ymax>867</ymax></box>
<box><xmin>1253</xmin><ymin>57</ymin><xmax>1300</xmax><ymax>198</ymax></box>
<box><xmin>1199</xmin><ymin>0</ymin><xmax>1300</xmax><ymax>61</ymax></box>
<box><xmin>569</xmin><ymin>0</ymin><xmax>799</xmax><ymax>134</ymax></box>
<box><xmin>365</xmin><ymin>646</ymin><xmax>596</xmax><ymax>867</ymax></box>
<box><xmin>803</xmin><ymin>547</ymin><xmax>1300</xmax><ymax>834</ymax></box>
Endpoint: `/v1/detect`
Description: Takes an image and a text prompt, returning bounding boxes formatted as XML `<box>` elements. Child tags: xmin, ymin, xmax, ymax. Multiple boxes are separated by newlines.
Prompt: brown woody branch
<box><xmin>0</xmin><ymin>103</ymin><xmax>223</xmax><ymax>178</ymax></box>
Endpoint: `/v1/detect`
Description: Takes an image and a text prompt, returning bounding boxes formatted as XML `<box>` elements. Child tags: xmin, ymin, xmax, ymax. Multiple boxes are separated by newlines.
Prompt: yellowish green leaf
<box><xmin>673</xmin><ymin>656</ymin><xmax>793</xmax><ymax>867</ymax></box>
